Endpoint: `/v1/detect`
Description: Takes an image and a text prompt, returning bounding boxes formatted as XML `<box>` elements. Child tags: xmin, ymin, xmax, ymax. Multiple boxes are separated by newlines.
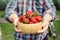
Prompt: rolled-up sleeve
<box><xmin>43</xmin><ymin>0</ymin><xmax>56</xmax><ymax>20</ymax></box>
<box><xmin>4</xmin><ymin>0</ymin><xmax>17</xmax><ymax>22</ymax></box>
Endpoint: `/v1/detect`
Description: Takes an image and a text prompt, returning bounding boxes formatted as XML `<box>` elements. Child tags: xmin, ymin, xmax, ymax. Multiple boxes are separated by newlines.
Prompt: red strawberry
<box><xmin>26</xmin><ymin>10</ymin><xmax>31</xmax><ymax>17</ymax></box>
<box><xmin>30</xmin><ymin>11</ymin><xmax>34</xmax><ymax>14</ymax></box>
<box><xmin>19</xmin><ymin>16</ymin><xmax>25</xmax><ymax>22</ymax></box>
<box><xmin>23</xmin><ymin>18</ymin><xmax>30</xmax><ymax>24</ymax></box>
<box><xmin>26</xmin><ymin>10</ymin><xmax>35</xmax><ymax>18</ymax></box>
<box><xmin>35</xmin><ymin>16</ymin><xmax>42</xmax><ymax>22</ymax></box>
<box><xmin>30</xmin><ymin>17</ymin><xmax>37</xmax><ymax>23</ymax></box>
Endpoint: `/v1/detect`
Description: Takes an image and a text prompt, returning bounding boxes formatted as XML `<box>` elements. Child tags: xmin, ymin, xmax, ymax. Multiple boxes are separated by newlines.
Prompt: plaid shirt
<box><xmin>5</xmin><ymin>0</ymin><xmax>56</xmax><ymax>40</ymax></box>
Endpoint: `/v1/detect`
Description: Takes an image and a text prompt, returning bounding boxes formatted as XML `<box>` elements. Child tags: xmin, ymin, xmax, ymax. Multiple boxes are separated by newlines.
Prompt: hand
<box><xmin>13</xmin><ymin>19</ymin><xmax>22</xmax><ymax>33</ymax></box>
<box><xmin>37</xmin><ymin>13</ymin><xmax>52</xmax><ymax>33</ymax></box>
<box><xmin>37</xmin><ymin>20</ymin><xmax>49</xmax><ymax>34</ymax></box>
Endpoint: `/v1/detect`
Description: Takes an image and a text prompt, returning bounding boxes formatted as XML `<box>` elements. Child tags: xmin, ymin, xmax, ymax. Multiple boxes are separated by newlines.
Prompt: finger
<box><xmin>13</xmin><ymin>19</ymin><xmax>18</xmax><ymax>29</ymax></box>
<box><xmin>37</xmin><ymin>30</ymin><xmax>43</xmax><ymax>34</ymax></box>
<box><xmin>37</xmin><ymin>22</ymin><xmax>49</xmax><ymax>33</ymax></box>
<box><xmin>14</xmin><ymin>26</ymin><xmax>22</xmax><ymax>33</ymax></box>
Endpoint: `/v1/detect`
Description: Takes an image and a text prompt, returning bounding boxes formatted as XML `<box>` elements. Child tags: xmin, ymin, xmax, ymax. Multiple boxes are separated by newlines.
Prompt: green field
<box><xmin>0</xmin><ymin>11</ymin><xmax>5</xmax><ymax>18</ymax></box>
<box><xmin>0</xmin><ymin>23</ymin><xmax>14</xmax><ymax>40</ymax></box>
<box><xmin>0</xmin><ymin>20</ymin><xmax>60</xmax><ymax>40</ymax></box>
<box><xmin>56</xmin><ymin>10</ymin><xmax>60</xmax><ymax>16</ymax></box>
<box><xmin>58</xmin><ymin>0</ymin><xmax>60</xmax><ymax>3</ymax></box>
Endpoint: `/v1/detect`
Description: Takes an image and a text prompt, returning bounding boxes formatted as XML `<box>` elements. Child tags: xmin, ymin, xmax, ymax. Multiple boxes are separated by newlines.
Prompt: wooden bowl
<box><xmin>17</xmin><ymin>22</ymin><xmax>43</xmax><ymax>34</ymax></box>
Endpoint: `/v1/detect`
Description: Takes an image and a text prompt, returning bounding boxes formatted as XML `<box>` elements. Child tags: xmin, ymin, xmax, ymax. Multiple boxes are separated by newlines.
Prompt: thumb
<box><xmin>13</xmin><ymin>19</ymin><xmax>18</xmax><ymax>26</ymax></box>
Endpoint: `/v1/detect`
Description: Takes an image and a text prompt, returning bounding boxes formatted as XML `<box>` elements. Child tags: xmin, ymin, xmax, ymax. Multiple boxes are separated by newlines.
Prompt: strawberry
<box><xmin>30</xmin><ymin>17</ymin><xmax>37</xmax><ymax>23</ymax></box>
<box><xmin>26</xmin><ymin>10</ymin><xmax>35</xmax><ymax>18</ymax></box>
<box><xmin>35</xmin><ymin>16</ymin><xmax>42</xmax><ymax>22</ymax></box>
<box><xmin>23</xmin><ymin>18</ymin><xmax>30</xmax><ymax>24</ymax></box>
<box><xmin>19</xmin><ymin>16</ymin><xmax>25</xmax><ymax>22</ymax></box>
<box><xmin>26</xmin><ymin>10</ymin><xmax>31</xmax><ymax>18</ymax></box>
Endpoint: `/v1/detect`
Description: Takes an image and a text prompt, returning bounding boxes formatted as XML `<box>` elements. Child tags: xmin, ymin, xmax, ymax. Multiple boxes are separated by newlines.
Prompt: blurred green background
<box><xmin>0</xmin><ymin>0</ymin><xmax>60</xmax><ymax>40</ymax></box>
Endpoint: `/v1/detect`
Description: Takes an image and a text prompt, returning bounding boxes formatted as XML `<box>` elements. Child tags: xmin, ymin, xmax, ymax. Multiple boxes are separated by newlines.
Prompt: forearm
<box><xmin>8</xmin><ymin>13</ymin><xmax>18</xmax><ymax>23</ymax></box>
<box><xmin>43</xmin><ymin>0</ymin><xmax>56</xmax><ymax>21</ymax></box>
<box><xmin>5</xmin><ymin>0</ymin><xmax>18</xmax><ymax>23</ymax></box>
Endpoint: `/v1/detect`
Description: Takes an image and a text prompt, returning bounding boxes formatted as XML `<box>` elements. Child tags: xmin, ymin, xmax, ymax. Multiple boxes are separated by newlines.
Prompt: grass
<box><xmin>48</xmin><ymin>20</ymin><xmax>60</xmax><ymax>40</ymax></box>
<box><xmin>56</xmin><ymin>10</ymin><xmax>60</xmax><ymax>16</ymax></box>
<box><xmin>0</xmin><ymin>23</ymin><xmax>14</xmax><ymax>40</ymax></box>
<box><xmin>58</xmin><ymin>0</ymin><xmax>60</xmax><ymax>3</ymax></box>
<box><xmin>0</xmin><ymin>20</ymin><xmax>60</xmax><ymax>40</ymax></box>
<box><xmin>0</xmin><ymin>11</ymin><xmax>5</xmax><ymax>18</ymax></box>
<box><xmin>51</xmin><ymin>20</ymin><xmax>60</xmax><ymax>40</ymax></box>
<box><xmin>53</xmin><ymin>20</ymin><xmax>60</xmax><ymax>40</ymax></box>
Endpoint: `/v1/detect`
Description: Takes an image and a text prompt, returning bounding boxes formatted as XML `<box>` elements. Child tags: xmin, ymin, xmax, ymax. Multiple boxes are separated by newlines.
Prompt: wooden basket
<box><xmin>17</xmin><ymin>22</ymin><xmax>43</xmax><ymax>34</ymax></box>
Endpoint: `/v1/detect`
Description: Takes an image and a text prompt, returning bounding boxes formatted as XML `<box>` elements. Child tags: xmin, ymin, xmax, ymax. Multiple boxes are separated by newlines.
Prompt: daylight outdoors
<box><xmin>0</xmin><ymin>0</ymin><xmax>60</xmax><ymax>40</ymax></box>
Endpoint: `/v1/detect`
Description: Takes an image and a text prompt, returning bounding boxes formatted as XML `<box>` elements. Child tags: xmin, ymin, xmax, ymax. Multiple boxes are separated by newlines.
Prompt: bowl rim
<box><xmin>18</xmin><ymin>21</ymin><xmax>43</xmax><ymax>25</ymax></box>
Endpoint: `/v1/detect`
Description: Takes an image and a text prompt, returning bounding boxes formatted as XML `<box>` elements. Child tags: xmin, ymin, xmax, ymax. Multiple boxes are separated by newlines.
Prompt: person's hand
<box><xmin>8</xmin><ymin>13</ymin><xmax>22</xmax><ymax>33</ymax></box>
<box><xmin>37</xmin><ymin>20</ymin><xmax>49</xmax><ymax>34</ymax></box>
<box><xmin>37</xmin><ymin>13</ymin><xmax>52</xmax><ymax>34</ymax></box>
<box><xmin>13</xmin><ymin>18</ymin><xmax>22</xmax><ymax>33</ymax></box>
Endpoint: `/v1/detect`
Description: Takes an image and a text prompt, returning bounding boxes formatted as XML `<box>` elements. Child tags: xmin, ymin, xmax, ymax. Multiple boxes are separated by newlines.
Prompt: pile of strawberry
<box><xmin>19</xmin><ymin>10</ymin><xmax>42</xmax><ymax>24</ymax></box>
